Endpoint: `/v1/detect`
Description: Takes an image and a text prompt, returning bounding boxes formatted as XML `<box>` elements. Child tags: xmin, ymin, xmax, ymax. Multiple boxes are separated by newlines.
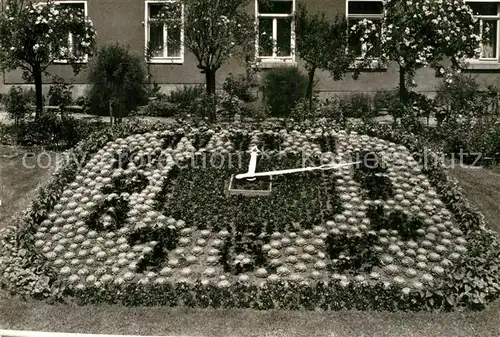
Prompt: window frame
<box><xmin>465</xmin><ymin>0</ymin><xmax>500</xmax><ymax>63</ymax></box>
<box><xmin>52</xmin><ymin>0</ymin><xmax>89</xmax><ymax>64</ymax></box>
<box><xmin>345</xmin><ymin>0</ymin><xmax>384</xmax><ymax>60</ymax></box>
<box><xmin>144</xmin><ymin>0</ymin><xmax>184</xmax><ymax>64</ymax></box>
<box><xmin>255</xmin><ymin>0</ymin><xmax>296</xmax><ymax>64</ymax></box>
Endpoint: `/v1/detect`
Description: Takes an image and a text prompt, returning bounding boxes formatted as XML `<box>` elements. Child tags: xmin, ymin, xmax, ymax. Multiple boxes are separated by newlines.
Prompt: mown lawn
<box><xmin>0</xmin><ymin>145</ymin><xmax>59</xmax><ymax>228</ymax></box>
<box><xmin>447</xmin><ymin>165</ymin><xmax>500</xmax><ymax>234</ymax></box>
<box><xmin>0</xmin><ymin>145</ymin><xmax>499</xmax><ymax>337</ymax></box>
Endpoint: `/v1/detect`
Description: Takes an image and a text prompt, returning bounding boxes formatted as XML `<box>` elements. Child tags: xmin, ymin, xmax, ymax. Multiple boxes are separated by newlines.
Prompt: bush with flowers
<box><xmin>351</xmin><ymin>0</ymin><xmax>486</xmax><ymax>102</ymax></box>
<box><xmin>0</xmin><ymin>0</ymin><xmax>97</xmax><ymax>118</ymax></box>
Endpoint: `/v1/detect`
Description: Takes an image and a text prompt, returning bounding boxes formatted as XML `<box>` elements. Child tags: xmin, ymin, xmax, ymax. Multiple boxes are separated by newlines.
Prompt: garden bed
<box><xmin>0</xmin><ymin>119</ymin><xmax>498</xmax><ymax>311</ymax></box>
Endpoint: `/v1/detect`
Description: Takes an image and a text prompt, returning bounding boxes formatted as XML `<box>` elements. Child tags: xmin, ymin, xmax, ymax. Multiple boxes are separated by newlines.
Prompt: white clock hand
<box><xmin>235</xmin><ymin>161</ymin><xmax>362</xmax><ymax>180</ymax></box>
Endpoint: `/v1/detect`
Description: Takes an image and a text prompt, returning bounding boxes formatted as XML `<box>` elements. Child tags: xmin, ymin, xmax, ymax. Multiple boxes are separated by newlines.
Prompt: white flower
<box><xmin>9</xmin><ymin>46</ymin><xmax>15</xmax><ymax>51</ymax></box>
<box><xmin>33</xmin><ymin>44</ymin><xmax>40</xmax><ymax>51</ymax></box>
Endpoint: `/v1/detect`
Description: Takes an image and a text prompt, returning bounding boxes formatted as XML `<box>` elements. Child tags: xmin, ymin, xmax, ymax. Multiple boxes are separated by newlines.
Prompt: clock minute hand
<box><xmin>235</xmin><ymin>161</ymin><xmax>362</xmax><ymax>180</ymax></box>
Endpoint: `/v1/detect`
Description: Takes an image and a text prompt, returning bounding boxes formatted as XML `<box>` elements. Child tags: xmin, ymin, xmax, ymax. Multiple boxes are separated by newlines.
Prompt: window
<box><xmin>53</xmin><ymin>1</ymin><xmax>88</xmax><ymax>63</ymax></box>
<box><xmin>346</xmin><ymin>0</ymin><xmax>383</xmax><ymax>58</ymax></box>
<box><xmin>467</xmin><ymin>1</ymin><xmax>500</xmax><ymax>61</ymax></box>
<box><xmin>145</xmin><ymin>0</ymin><xmax>184</xmax><ymax>63</ymax></box>
<box><xmin>255</xmin><ymin>0</ymin><xmax>295</xmax><ymax>62</ymax></box>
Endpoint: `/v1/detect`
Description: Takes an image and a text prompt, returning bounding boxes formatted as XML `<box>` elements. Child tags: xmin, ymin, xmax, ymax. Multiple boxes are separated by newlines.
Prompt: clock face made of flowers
<box><xmin>34</xmin><ymin>128</ymin><xmax>467</xmax><ymax>290</ymax></box>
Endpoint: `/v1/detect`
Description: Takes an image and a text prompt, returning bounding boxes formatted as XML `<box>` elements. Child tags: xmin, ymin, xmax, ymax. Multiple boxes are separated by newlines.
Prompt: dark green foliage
<box><xmin>15</xmin><ymin>113</ymin><xmax>106</xmax><ymax>151</ymax></box>
<box><xmin>84</xmin><ymin>195</ymin><xmax>130</xmax><ymax>232</ymax></box>
<box><xmin>352</xmin><ymin>151</ymin><xmax>394</xmax><ymax>200</ymax></box>
<box><xmin>129</xmin><ymin>226</ymin><xmax>180</xmax><ymax>273</ymax></box>
<box><xmin>228</xmin><ymin>132</ymin><xmax>251</xmax><ymax>151</ymax></box>
<box><xmin>434</xmin><ymin>74</ymin><xmax>497</xmax><ymax>125</ymax></box>
<box><xmin>367</xmin><ymin>205</ymin><xmax>423</xmax><ymax>240</ymax></box>
<box><xmin>373</xmin><ymin>89</ymin><xmax>400</xmax><ymax>113</ymax></box>
<box><xmin>47</xmin><ymin>76</ymin><xmax>73</xmax><ymax>109</ymax></box>
<box><xmin>5</xmin><ymin>85</ymin><xmax>31</xmax><ymax>127</ymax></box>
<box><xmin>222</xmin><ymin>73</ymin><xmax>256</xmax><ymax>102</ymax></box>
<box><xmin>326</xmin><ymin>232</ymin><xmax>380</xmax><ymax>273</ymax></box>
<box><xmin>262</xmin><ymin>67</ymin><xmax>308</xmax><ymax>117</ymax></box>
<box><xmin>155</xmin><ymin>152</ymin><xmax>340</xmax><ymax>235</ymax></box>
<box><xmin>337</xmin><ymin>93</ymin><xmax>376</xmax><ymax>119</ymax></box>
<box><xmin>166</xmin><ymin>85</ymin><xmax>206</xmax><ymax>110</ymax></box>
<box><xmin>101</xmin><ymin>173</ymin><xmax>149</xmax><ymax>195</ymax></box>
<box><xmin>141</xmin><ymin>100</ymin><xmax>179</xmax><ymax>117</ymax></box>
<box><xmin>87</xmin><ymin>43</ymin><xmax>148</xmax><ymax>117</ymax></box>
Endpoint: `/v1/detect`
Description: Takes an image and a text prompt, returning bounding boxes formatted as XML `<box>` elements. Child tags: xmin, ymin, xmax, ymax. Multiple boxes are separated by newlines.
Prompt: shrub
<box><xmin>290</xmin><ymin>97</ymin><xmax>331</xmax><ymax>121</ymax></box>
<box><xmin>87</xmin><ymin>43</ymin><xmax>148</xmax><ymax>118</ymax></box>
<box><xmin>165</xmin><ymin>85</ymin><xmax>206</xmax><ymax>110</ymax></box>
<box><xmin>47</xmin><ymin>76</ymin><xmax>73</xmax><ymax>110</ymax></box>
<box><xmin>22</xmin><ymin>87</ymin><xmax>37</xmax><ymax>105</ymax></box>
<box><xmin>5</xmin><ymin>86</ymin><xmax>32</xmax><ymax>127</ymax></box>
<box><xmin>337</xmin><ymin>93</ymin><xmax>375</xmax><ymax>119</ymax></box>
<box><xmin>434</xmin><ymin>74</ymin><xmax>496</xmax><ymax>125</ymax></box>
<box><xmin>141</xmin><ymin>100</ymin><xmax>180</xmax><ymax>118</ymax></box>
<box><xmin>262</xmin><ymin>67</ymin><xmax>308</xmax><ymax>117</ymax></box>
<box><xmin>373</xmin><ymin>89</ymin><xmax>399</xmax><ymax>113</ymax></box>
<box><xmin>16</xmin><ymin>111</ymin><xmax>107</xmax><ymax>150</ymax></box>
<box><xmin>222</xmin><ymin>73</ymin><xmax>256</xmax><ymax>102</ymax></box>
<box><xmin>75</xmin><ymin>96</ymin><xmax>86</xmax><ymax>107</ymax></box>
<box><xmin>218</xmin><ymin>92</ymin><xmax>254</xmax><ymax>119</ymax></box>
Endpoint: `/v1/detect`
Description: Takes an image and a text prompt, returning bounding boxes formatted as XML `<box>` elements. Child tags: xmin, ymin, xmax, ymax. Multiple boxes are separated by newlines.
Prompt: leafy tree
<box><xmin>155</xmin><ymin>0</ymin><xmax>255</xmax><ymax>121</ymax></box>
<box><xmin>0</xmin><ymin>0</ymin><xmax>96</xmax><ymax>119</ymax></box>
<box><xmin>5</xmin><ymin>85</ymin><xmax>30</xmax><ymax>129</ymax></box>
<box><xmin>295</xmin><ymin>5</ymin><xmax>361</xmax><ymax>110</ymax></box>
<box><xmin>352</xmin><ymin>0</ymin><xmax>486</xmax><ymax>103</ymax></box>
<box><xmin>87</xmin><ymin>43</ymin><xmax>148</xmax><ymax>124</ymax></box>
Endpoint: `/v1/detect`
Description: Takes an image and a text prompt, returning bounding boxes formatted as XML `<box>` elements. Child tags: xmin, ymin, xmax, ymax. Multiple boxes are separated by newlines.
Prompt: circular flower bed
<box><xmin>0</xmin><ymin>120</ymin><xmax>498</xmax><ymax>311</ymax></box>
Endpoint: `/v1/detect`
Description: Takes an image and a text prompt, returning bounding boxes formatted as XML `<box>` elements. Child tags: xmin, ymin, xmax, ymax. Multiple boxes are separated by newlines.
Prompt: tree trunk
<box><xmin>33</xmin><ymin>63</ymin><xmax>43</xmax><ymax>120</ymax></box>
<box><xmin>306</xmin><ymin>67</ymin><xmax>316</xmax><ymax>111</ymax></box>
<box><xmin>109</xmin><ymin>100</ymin><xmax>114</xmax><ymax>126</ymax></box>
<box><xmin>205</xmin><ymin>68</ymin><xmax>217</xmax><ymax>122</ymax></box>
<box><xmin>399</xmin><ymin>66</ymin><xmax>408</xmax><ymax>104</ymax></box>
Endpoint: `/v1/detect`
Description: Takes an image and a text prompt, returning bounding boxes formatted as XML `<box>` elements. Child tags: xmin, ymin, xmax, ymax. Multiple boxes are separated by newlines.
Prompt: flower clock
<box><xmin>33</xmin><ymin>127</ymin><xmax>464</xmax><ymax>285</ymax></box>
<box><xmin>6</xmin><ymin>122</ymin><xmax>492</xmax><ymax>310</ymax></box>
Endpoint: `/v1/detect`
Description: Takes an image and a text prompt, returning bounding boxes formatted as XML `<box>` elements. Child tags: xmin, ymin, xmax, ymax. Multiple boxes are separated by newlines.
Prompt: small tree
<box><xmin>295</xmin><ymin>5</ymin><xmax>360</xmax><ymax>110</ymax></box>
<box><xmin>87</xmin><ymin>44</ymin><xmax>148</xmax><ymax>124</ymax></box>
<box><xmin>0</xmin><ymin>0</ymin><xmax>96</xmax><ymax>119</ymax></box>
<box><xmin>156</xmin><ymin>0</ymin><xmax>255</xmax><ymax>121</ymax></box>
<box><xmin>5</xmin><ymin>85</ymin><xmax>30</xmax><ymax>130</ymax></box>
<box><xmin>352</xmin><ymin>0</ymin><xmax>485</xmax><ymax>103</ymax></box>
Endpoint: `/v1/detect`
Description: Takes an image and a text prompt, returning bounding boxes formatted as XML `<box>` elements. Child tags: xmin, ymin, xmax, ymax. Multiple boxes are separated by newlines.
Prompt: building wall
<box><xmin>2</xmin><ymin>0</ymin><xmax>500</xmax><ymax>97</ymax></box>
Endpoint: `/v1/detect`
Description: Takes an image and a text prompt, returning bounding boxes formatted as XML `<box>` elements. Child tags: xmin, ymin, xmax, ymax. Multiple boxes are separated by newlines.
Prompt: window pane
<box><xmin>482</xmin><ymin>20</ymin><xmax>497</xmax><ymax>58</ymax></box>
<box><xmin>276</xmin><ymin>18</ymin><xmax>291</xmax><ymax>56</ymax></box>
<box><xmin>57</xmin><ymin>2</ymin><xmax>85</xmax><ymax>14</ymax></box>
<box><xmin>348</xmin><ymin>1</ymin><xmax>383</xmax><ymax>15</ymax></box>
<box><xmin>149</xmin><ymin>3</ymin><xmax>164</xmax><ymax>18</ymax></box>
<box><xmin>150</xmin><ymin>25</ymin><xmax>164</xmax><ymax>57</ymax></box>
<box><xmin>348</xmin><ymin>19</ymin><xmax>363</xmax><ymax>56</ymax></box>
<box><xmin>167</xmin><ymin>26</ymin><xmax>181</xmax><ymax>57</ymax></box>
<box><xmin>258</xmin><ymin>18</ymin><xmax>274</xmax><ymax>56</ymax></box>
<box><xmin>258</xmin><ymin>0</ymin><xmax>293</xmax><ymax>14</ymax></box>
<box><xmin>468</xmin><ymin>3</ymin><xmax>498</xmax><ymax>16</ymax></box>
<box><xmin>71</xmin><ymin>34</ymin><xmax>84</xmax><ymax>57</ymax></box>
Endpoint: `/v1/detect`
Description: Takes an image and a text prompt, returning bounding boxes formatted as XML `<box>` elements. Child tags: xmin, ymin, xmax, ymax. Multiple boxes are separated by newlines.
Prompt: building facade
<box><xmin>2</xmin><ymin>0</ymin><xmax>500</xmax><ymax>98</ymax></box>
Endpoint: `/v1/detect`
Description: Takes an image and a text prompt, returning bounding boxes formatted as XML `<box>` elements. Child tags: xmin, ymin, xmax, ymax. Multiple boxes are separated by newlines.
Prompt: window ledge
<box><xmin>52</xmin><ymin>60</ymin><xmax>89</xmax><ymax>64</ymax></box>
<box><xmin>462</xmin><ymin>61</ymin><xmax>500</xmax><ymax>70</ymax></box>
<box><xmin>147</xmin><ymin>58</ymin><xmax>184</xmax><ymax>64</ymax></box>
<box><xmin>53</xmin><ymin>58</ymin><xmax>88</xmax><ymax>64</ymax></box>
<box><xmin>256</xmin><ymin>59</ymin><xmax>297</xmax><ymax>68</ymax></box>
<box><xmin>349</xmin><ymin>59</ymin><xmax>387</xmax><ymax>71</ymax></box>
